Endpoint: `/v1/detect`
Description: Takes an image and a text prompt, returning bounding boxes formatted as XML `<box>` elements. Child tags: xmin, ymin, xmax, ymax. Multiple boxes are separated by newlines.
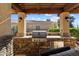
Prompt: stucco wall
<box><xmin>0</xmin><ymin>3</ymin><xmax>11</xmax><ymax>36</ymax></box>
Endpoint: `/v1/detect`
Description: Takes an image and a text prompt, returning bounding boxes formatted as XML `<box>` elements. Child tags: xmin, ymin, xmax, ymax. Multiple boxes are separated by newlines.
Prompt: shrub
<box><xmin>48</xmin><ymin>28</ymin><xmax>60</xmax><ymax>32</ymax></box>
<box><xmin>48</xmin><ymin>28</ymin><xmax>79</xmax><ymax>39</ymax></box>
<box><xmin>70</xmin><ymin>28</ymin><xmax>77</xmax><ymax>36</ymax></box>
<box><xmin>70</xmin><ymin>28</ymin><xmax>79</xmax><ymax>39</ymax></box>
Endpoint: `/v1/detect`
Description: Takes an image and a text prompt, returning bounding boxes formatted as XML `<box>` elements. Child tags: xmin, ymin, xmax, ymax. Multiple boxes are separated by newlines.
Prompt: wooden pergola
<box><xmin>11</xmin><ymin>3</ymin><xmax>79</xmax><ymax>37</ymax></box>
<box><xmin>0</xmin><ymin>3</ymin><xmax>79</xmax><ymax>56</ymax></box>
<box><xmin>12</xmin><ymin>3</ymin><xmax>79</xmax><ymax>55</ymax></box>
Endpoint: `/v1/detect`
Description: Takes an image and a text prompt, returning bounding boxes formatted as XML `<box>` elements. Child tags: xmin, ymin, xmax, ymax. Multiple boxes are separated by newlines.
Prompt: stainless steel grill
<box><xmin>32</xmin><ymin>30</ymin><xmax>47</xmax><ymax>38</ymax></box>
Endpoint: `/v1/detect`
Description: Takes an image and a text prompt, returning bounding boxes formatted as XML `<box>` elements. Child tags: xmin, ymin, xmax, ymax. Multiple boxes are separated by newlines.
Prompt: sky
<box><xmin>11</xmin><ymin>14</ymin><xmax>79</xmax><ymax>27</ymax></box>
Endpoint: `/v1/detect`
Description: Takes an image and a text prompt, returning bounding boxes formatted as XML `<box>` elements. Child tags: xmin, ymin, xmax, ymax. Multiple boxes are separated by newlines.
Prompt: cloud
<box><xmin>27</xmin><ymin>17</ymin><xmax>36</xmax><ymax>20</ymax></box>
<box><xmin>31</xmin><ymin>17</ymin><xmax>36</xmax><ymax>20</ymax></box>
<box><xmin>11</xmin><ymin>20</ymin><xmax>17</xmax><ymax>23</ymax></box>
<box><xmin>36</xmin><ymin>18</ymin><xmax>45</xmax><ymax>21</ymax></box>
<box><xmin>28</xmin><ymin>17</ymin><xmax>42</xmax><ymax>21</ymax></box>
<box><xmin>28</xmin><ymin>16</ymin><xmax>60</xmax><ymax>22</ymax></box>
<box><xmin>70</xmin><ymin>14</ymin><xmax>75</xmax><ymax>16</ymax></box>
<box><xmin>50</xmin><ymin>16</ymin><xmax>60</xmax><ymax>22</ymax></box>
<box><xmin>44</xmin><ymin>14</ymin><xmax>52</xmax><ymax>16</ymax></box>
<box><xmin>37</xmin><ymin>18</ymin><xmax>41</xmax><ymax>20</ymax></box>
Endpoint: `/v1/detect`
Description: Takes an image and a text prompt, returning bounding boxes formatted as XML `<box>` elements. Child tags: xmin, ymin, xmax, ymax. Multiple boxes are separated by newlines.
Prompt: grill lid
<box><xmin>32</xmin><ymin>30</ymin><xmax>47</xmax><ymax>38</ymax></box>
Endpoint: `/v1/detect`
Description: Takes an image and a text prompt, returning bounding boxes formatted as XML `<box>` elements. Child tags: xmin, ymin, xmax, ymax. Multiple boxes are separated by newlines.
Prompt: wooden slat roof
<box><xmin>12</xmin><ymin>3</ymin><xmax>79</xmax><ymax>14</ymax></box>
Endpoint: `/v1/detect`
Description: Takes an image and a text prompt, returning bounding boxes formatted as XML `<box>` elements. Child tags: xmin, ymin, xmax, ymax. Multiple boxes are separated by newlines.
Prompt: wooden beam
<box><xmin>65</xmin><ymin>4</ymin><xmax>79</xmax><ymax>12</ymax></box>
<box><xmin>24</xmin><ymin>8</ymin><xmax>61</xmax><ymax>14</ymax></box>
<box><xmin>12</xmin><ymin>3</ymin><xmax>79</xmax><ymax>14</ymax></box>
<box><xmin>70</xmin><ymin>8</ymin><xmax>79</xmax><ymax>13</ymax></box>
<box><xmin>12</xmin><ymin>3</ymin><xmax>25</xmax><ymax>12</ymax></box>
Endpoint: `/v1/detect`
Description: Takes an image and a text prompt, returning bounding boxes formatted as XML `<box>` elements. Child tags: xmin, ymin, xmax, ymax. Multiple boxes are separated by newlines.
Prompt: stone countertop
<box><xmin>13</xmin><ymin>36</ymin><xmax>32</xmax><ymax>39</ymax></box>
<box><xmin>14</xmin><ymin>35</ymin><xmax>76</xmax><ymax>39</ymax></box>
<box><xmin>32</xmin><ymin>30</ymin><xmax>47</xmax><ymax>32</ymax></box>
<box><xmin>47</xmin><ymin>36</ymin><xmax>62</xmax><ymax>39</ymax></box>
<box><xmin>47</xmin><ymin>36</ymin><xmax>76</xmax><ymax>39</ymax></box>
